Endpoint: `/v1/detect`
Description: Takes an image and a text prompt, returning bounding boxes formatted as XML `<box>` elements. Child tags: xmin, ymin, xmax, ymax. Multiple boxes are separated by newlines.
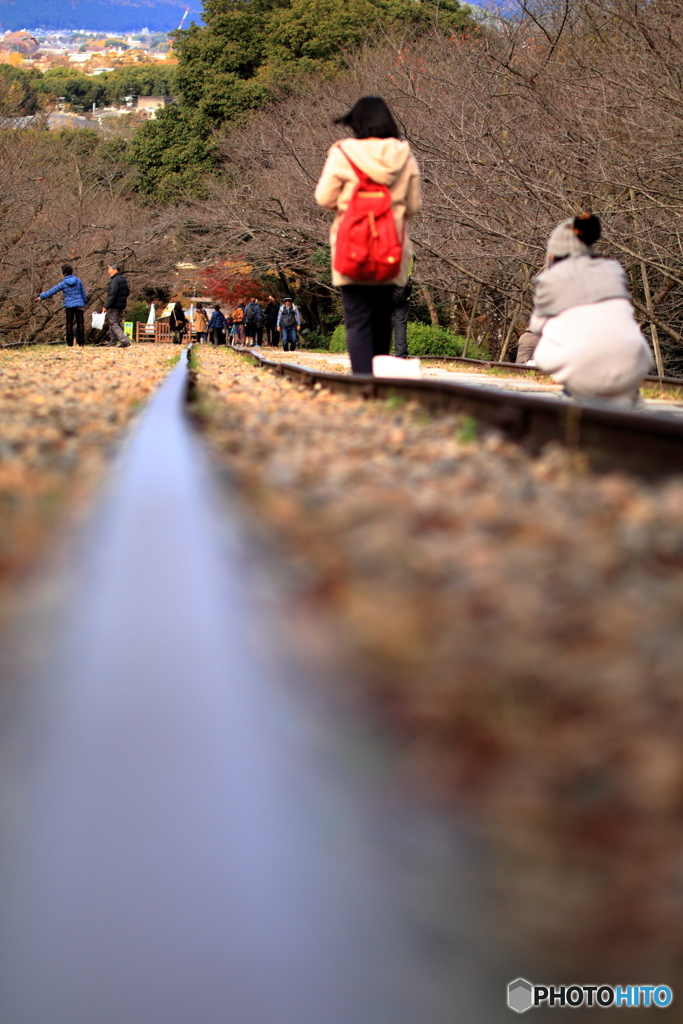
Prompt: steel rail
<box><xmin>237</xmin><ymin>348</ymin><xmax>683</xmax><ymax>478</ymax></box>
<box><xmin>0</xmin><ymin>348</ymin><xmax>500</xmax><ymax>1024</ymax></box>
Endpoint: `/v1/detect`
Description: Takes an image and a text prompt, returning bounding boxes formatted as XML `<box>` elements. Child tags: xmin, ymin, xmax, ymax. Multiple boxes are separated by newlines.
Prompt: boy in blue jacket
<box><xmin>39</xmin><ymin>264</ymin><xmax>88</xmax><ymax>347</ymax></box>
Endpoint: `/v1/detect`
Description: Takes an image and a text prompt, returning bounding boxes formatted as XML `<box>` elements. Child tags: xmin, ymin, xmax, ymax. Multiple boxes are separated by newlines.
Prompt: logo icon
<box><xmin>508</xmin><ymin>978</ymin><xmax>534</xmax><ymax>1013</ymax></box>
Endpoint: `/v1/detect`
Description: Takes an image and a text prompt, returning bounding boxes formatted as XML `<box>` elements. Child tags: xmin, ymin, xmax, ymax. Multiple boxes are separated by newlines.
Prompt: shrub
<box><xmin>330</xmin><ymin>322</ymin><xmax>347</xmax><ymax>352</ymax></box>
<box><xmin>301</xmin><ymin>330</ymin><xmax>330</xmax><ymax>350</ymax></box>
<box><xmin>126</xmin><ymin>303</ymin><xmax>153</xmax><ymax>324</ymax></box>
<box><xmin>406</xmin><ymin>323</ymin><xmax>465</xmax><ymax>356</ymax></box>
<box><xmin>327</xmin><ymin>321</ymin><xmax>490</xmax><ymax>359</ymax></box>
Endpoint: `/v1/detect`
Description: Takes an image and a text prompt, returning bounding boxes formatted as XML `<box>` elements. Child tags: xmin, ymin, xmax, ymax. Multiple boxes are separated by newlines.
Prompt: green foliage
<box><xmin>264</xmin><ymin>0</ymin><xmax>378</xmax><ymax>71</ymax></box>
<box><xmin>405</xmin><ymin>322</ymin><xmax>466</xmax><ymax>357</ymax></box>
<box><xmin>101</xmin><ymin>66</ymin><xmax>177</xmax><ymax>105</ymax></box>
<box><xmin>129</xmin><ymin>0</ymin><xmax>474</xmax><ymax>200</ymax></box>
<box><xmin>330</xmin><ymin>322</ymin><xmax>347</xmax><ymax>353</ymax></box>
<box><xmin>126</xmin><ymin>303</ymin><xmax>153</xmax><ymax>324</ymax></box>
<box><xmin>310</xmin><ymin>244</ymin><xmax>332</xmax><ymax>286</ymax></box>
<box><xmin>191</xmin><ymin>73</ymin><xmax>269</xmax><ymax>125</ymax></box>
<box><xmin>56</xmin><ymin>126</ymin><xmax>101</xmax><ymax>154</ymax></box>
<box><xmin>129</xmin><ymin>106</ymin><xmax>219</xmax><ymax>201</ymax></box>
<box><xmin>457</xmin><ymin>416</ymin><xmax>479</xmax><ymax>442</ymax></box>
<box><xmin>328</xmin><ymin>321</ymin><xmax>486</xmax><ymax>358</ymax></box>
<box><xmin>264</xmin><ymin>0</ymin><xmax>470</xmax><ymax>73</ymax></box>
<box><xmin>37</xmin><ymin>65</ymin><xmax>177</xmax><ymax>112</ymax></box>
<box><xmin>301</xmin><ymin>330</ymin><xmax>330</xmax><ymax>350</ymax></box>
<box><xmin>0</xmin><ymin>65</ymin><xmax>42</xmax><ymax>116</ymax></box>
<box><xmin>40</xmin><ymin>67</ymin><xmax>106</xmax><ymax>112</ymax></box>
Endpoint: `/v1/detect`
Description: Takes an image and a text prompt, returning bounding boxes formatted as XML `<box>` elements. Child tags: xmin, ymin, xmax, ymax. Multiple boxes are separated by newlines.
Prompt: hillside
<box><xmin>0</xmin><ymin>0</ymin><xmax>202</xmax><ymax>33</ymax></box>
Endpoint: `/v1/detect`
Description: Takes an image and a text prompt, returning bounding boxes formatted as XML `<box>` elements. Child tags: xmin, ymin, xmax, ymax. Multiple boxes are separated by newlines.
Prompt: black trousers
<box><xmin>392</xmin><ymin>301</ymin><xmax>410</xmax><ymax>358</ymax></box>
<box><xmin>265</xmin><ymin>323</ymin><xmax>278</xmax><ymax>346</ymax></box>
<box><xmin>65</xmin><ymin>307</ymin><xmax>84</xmax><ymax>347</ymax></box>
<box><xmin>341</xmin><ymin>285</ymin><xmax>393</xmax><ymax>375</ymax></box>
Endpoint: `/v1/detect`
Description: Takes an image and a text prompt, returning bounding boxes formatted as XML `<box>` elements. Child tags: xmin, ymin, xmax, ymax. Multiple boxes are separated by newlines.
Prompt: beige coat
<box><xmin>193</xmin><ymin>307</ymin><xmax>209</xmax><ymax>332</ymax></box>
<box><xmin>314</xmin><ymin>138</ymin><xmax>421</xmax><ymax>287</ymax></box>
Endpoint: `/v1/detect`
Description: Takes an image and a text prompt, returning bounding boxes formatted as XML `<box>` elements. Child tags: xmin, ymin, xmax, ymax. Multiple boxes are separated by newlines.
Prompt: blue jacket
<box><xmin>40</xmin><ymin>275</ymin><xmax>87</xmax><ymax>308</ymax></box>
<box><xmin>208</xmin><ymin>310</ymin><xmax>227</xmax><ymax>330</ymax></box>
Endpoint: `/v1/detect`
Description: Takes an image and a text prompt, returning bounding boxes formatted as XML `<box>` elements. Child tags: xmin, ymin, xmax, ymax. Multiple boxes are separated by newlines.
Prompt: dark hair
<box><xmin>61</xmin><ymin>263</ymin><xmax>73</xmax><ymax>276</ymax></box>
<box><xmin>213</xmin><ymin>303</ymin><xmax>220</xmax><ymax>310</ymax></box>
<box><xmin>334</xmin><ymin>96</ymin><xmax>400</xmax><ymax>140</ymax></box>
<box><xmin>174</xmin><ymin>301</ymin><xmax>183</xmax><ymax>312</ymax></box>
<box><xmin>574</xmin><ymin>213</ymin><xmax>601</xmax><ymax>246</ymax></box>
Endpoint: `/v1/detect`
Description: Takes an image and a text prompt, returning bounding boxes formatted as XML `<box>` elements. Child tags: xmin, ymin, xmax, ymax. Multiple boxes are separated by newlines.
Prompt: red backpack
<box><xmin>333</xmin><ymin>146</ymin><xmax>404</xmax><ymax>282</ymax></box>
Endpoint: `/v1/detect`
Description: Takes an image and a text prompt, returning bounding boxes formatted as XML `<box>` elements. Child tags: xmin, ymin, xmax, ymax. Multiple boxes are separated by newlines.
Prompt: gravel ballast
<box><xmin>196</xmin><ymin>346</ymin><xmax>683</xmax><ymax>980</ymax></box>
<box><xmin>0</xmin><ymin>345</ymin><xmax>174</xmax><ymax>580</ymax></box>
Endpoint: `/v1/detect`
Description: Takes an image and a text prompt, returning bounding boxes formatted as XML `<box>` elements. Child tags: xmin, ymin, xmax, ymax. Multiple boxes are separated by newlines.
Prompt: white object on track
<box><xmin>373</xmin><ymin>355</ymin><xmax>422</xmax><ymax>378</ymax></box>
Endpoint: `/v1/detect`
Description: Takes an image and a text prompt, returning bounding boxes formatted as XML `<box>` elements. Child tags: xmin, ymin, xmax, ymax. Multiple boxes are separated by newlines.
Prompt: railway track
<box><xmin>0</xmin><ymin>347</ymin><xmax>503</xmax><ymax>1024</ymax></box>
<box><xmin>237</xmin><ymin>347</ymin><xmax>683</xmax><ymax>478</ymax></box>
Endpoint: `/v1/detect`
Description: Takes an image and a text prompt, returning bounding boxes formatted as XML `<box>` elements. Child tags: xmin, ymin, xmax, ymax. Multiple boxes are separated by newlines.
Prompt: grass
<box><xmin>457</xmin><ymin>416</ymin><xmax>479</xmax><ymax>442</ymax></box>
<box><xmin>641</xmin><ymin>383</ymin><xmax>683</xmax><ymax>402</ymax></box>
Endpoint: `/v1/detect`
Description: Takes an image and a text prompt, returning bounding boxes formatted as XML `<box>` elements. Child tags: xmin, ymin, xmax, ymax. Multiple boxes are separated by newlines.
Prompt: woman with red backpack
<box><xmin>315</xmin><ymin>96</ymin><xmax>421</xmax><ymax>375</ymax></box>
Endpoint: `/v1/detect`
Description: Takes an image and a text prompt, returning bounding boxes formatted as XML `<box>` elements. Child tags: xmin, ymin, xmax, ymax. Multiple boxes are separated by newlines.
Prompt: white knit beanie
<box><xmin>546</xmin><ymin>218</ymin><xmax>593</xmax><ymax>258</ymax></box>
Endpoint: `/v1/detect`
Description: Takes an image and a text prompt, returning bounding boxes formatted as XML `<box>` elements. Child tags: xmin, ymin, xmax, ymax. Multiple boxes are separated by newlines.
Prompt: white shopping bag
<box><xmin>372</xmin><ymin>355</ymin><xmax>422</xmax><ymax>379</ymax></box>
<box><xmin>91</xmin><ymin>311</ymin><xmax>106</xmax><ymax>330</ymax></box>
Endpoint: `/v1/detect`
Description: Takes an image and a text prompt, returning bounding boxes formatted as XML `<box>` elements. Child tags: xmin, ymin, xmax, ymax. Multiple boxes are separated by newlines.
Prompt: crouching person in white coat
<box><xmin>531</xmin><ymin>214</ymin><xmax>652</xmax><ymax>408</ymax></box>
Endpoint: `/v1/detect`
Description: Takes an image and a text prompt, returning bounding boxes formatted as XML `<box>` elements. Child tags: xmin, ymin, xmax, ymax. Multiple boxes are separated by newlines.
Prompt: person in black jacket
<box><xmin>169</xmin><ymin>302</ymin><xmax>187</xmax><ymax>345</ymax></box>
<box><xmin>264</xmin><ymin>295</ymin><xmax>279</xmax><ymax>347</ymax></box>
<box><xmin>102</xmin><ymin>263</ymin><xmax>130</xmax><ymax>348</ymax></box>
<box><xmin>392</xmin><ymin>263</ymin><xmax>413</xmax><ymax>358</ymax></box>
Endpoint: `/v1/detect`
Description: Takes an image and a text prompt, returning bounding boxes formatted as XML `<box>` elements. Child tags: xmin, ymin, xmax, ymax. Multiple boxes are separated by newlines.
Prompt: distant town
<box><xmin>1</xmin><ymin>28</ymin><xmax>174</xmax><ymax>69</ymax></box>
<box><xmin>0</xmin><ymin>28</ymin><xmax>180</xmax><ymax>128</ymax></box>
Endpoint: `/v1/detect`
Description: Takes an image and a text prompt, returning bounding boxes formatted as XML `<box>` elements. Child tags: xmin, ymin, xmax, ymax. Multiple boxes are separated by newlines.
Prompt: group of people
<box><xmin>314</xmin><ymin>94</ymin><xmax>653</xmax><ymax>406</ymax></box>
<box><xmin>189</xmin><ymin>297</ymin><xmax>303</xmax><ymax>350</ymax></box>
<box><xmin>39</xmin><ymin>262</ymin><xmax>130</xmax><ymax>348</ymax></box>
<box><xmin>39</xmin><ymin>93</ymin><xmax>655</xmax><ymax>406</ymax></box>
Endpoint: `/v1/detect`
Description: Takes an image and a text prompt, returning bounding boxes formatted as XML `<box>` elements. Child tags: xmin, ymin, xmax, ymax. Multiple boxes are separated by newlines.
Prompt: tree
<box><xmin>39</xmin><ymin>67</ymin><xmax>106</xmax><ymax>111</ymax></box>
<box><xmin>0</xmin><ymin>124</ymin><xmax>178</xmax><ymax>344</ymax></box>
<box><xmin>102</xmin><ymin>65</ymin><xmax>177</xmax><ymax>105</ymax></box>
<box><xmin>0</xmin><ymin>65</ymin><xmax>42</xmax><ymax>115</ymax></box>
<box><xmin>173</xmin><ymin>5</ymin><xmax>683</xmax><ymax>371</ymax></box>
<box><xmin>129</xmin><ymin>0</ymin><xmax>473</xmax><ymax>199</ymax></box>
<box><xmin>200</xmin><ymin>262</ymin><xmax>267</xmax><ymax>303</ymax></box>
<box><xmin>129</xmin><ymin>105</ymin><xmax>219</xmax><ymax>202</ymax></box>
<box><xmin>37</xmin><ymin>65</ymin><xmax>178</xmax><ymax>110</ymax></box>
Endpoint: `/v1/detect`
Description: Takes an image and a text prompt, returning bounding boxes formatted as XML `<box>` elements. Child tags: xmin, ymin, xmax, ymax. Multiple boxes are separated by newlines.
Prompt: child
<box><xmin>39</xmin><ymin>263</ymin><xmax>88</xmax><ymax>347</ymax></box>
